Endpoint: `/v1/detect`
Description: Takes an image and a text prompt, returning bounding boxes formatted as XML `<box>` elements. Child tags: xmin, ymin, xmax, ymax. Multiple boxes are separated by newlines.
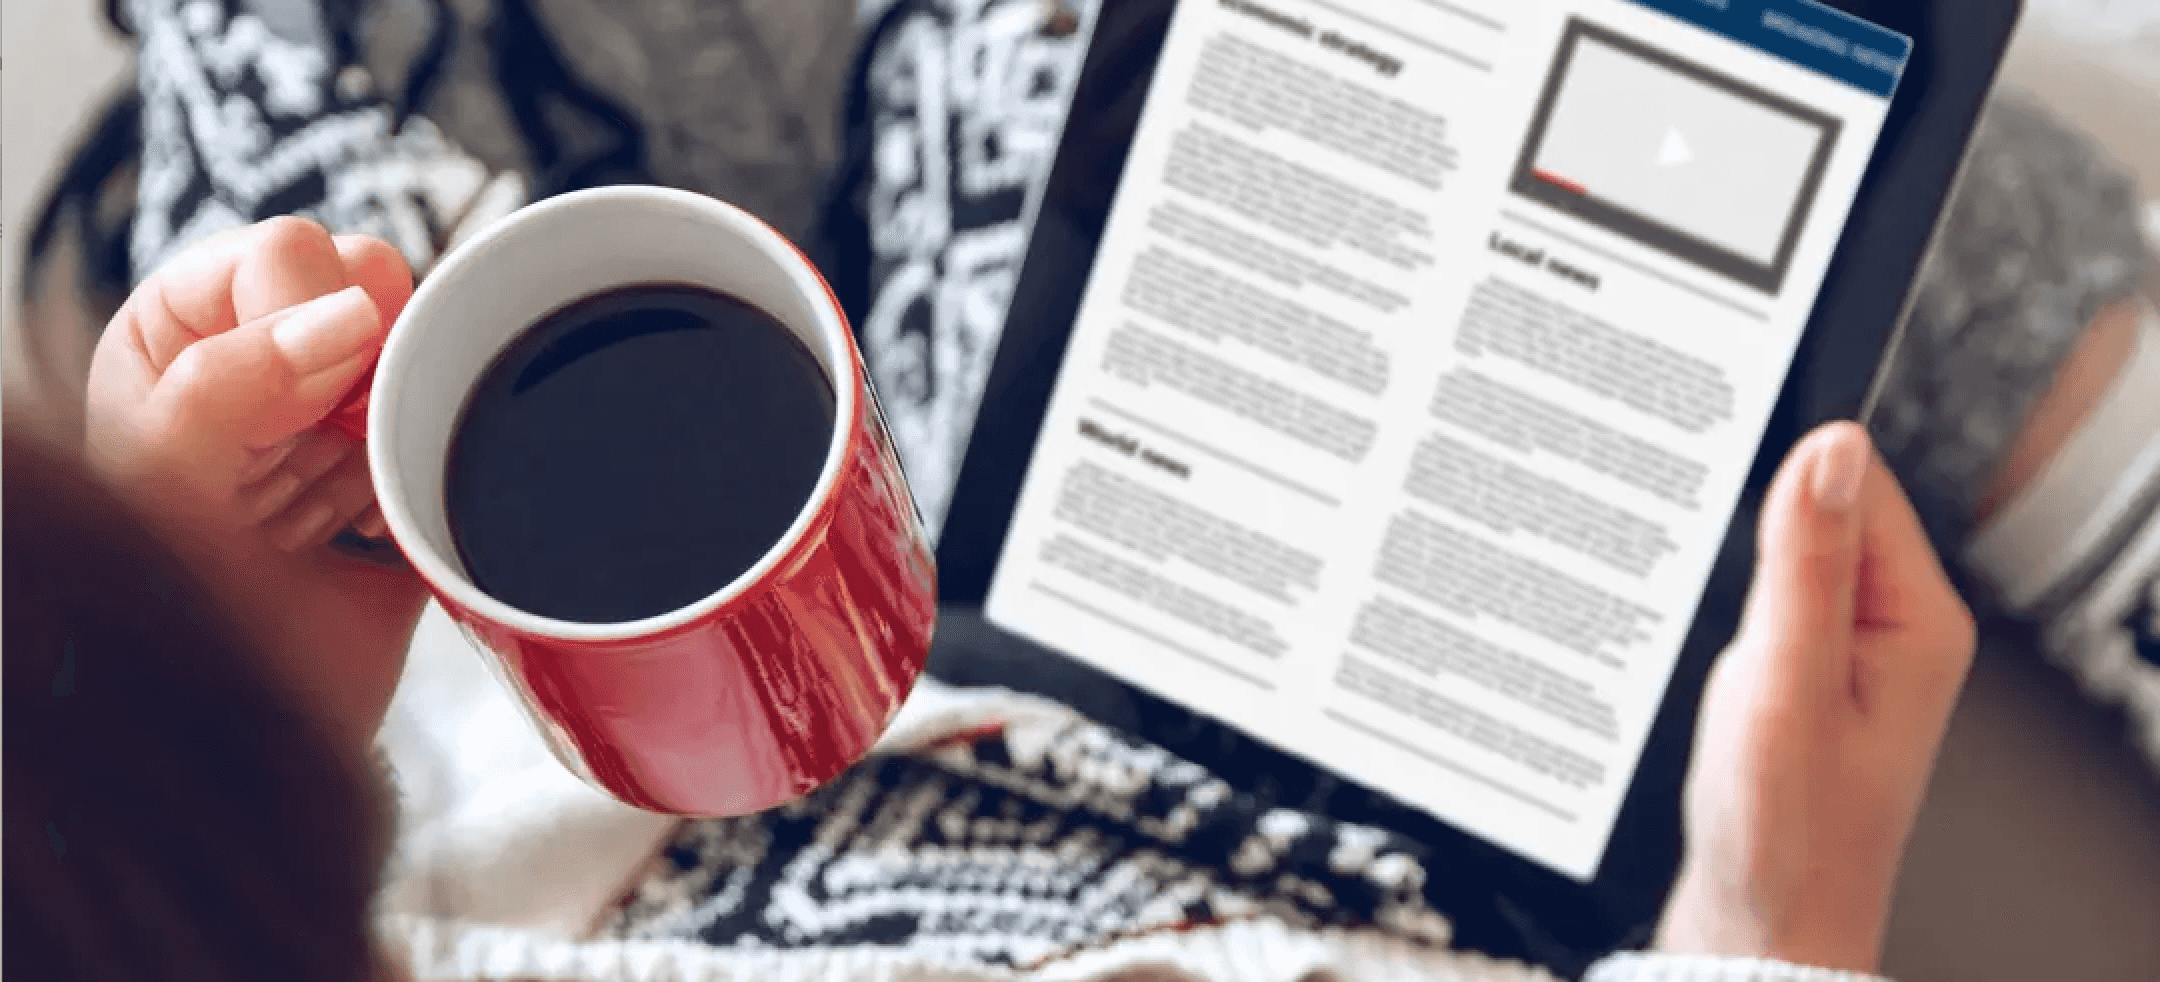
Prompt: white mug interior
<box><xmin>366</xmin><ymin>186</ymin><xmax>855</xmax><ymax>641</ymax></box>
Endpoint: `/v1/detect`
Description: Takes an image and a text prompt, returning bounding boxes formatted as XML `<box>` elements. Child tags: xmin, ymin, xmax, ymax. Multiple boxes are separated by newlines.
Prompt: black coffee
<box><xmin>445</xmin><ymin>283</ymin><xmax>835</xmax><ymax>624</ymax></box>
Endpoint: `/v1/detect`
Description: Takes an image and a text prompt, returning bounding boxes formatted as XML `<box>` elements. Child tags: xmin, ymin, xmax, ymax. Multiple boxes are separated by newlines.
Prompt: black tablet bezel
<box><xmin>931</xmin><ymin>0</ymin><xmax>2022</xmax><ymax>970</ymax></box>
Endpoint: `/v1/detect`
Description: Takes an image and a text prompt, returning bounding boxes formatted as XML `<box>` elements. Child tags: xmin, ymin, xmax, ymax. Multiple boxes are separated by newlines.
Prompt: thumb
<box><xmin>148</xmin><ymin>286</ymin><xmax>385</xmax><ymax>464</ymax></box>
<box><xmin>1732</xmin><ymin>421</ymin><xmax>1874</xmax><ymax>702</ymax></box>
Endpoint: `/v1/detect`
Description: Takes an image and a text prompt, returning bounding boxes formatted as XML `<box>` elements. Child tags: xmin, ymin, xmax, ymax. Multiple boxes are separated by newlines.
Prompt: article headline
<box><xmin>1080</xmin><ymin>418</ymin><xmax>1192</xmax><ymax>480</ymax></box>
<box><xmin>1489</xmin><ymin>231</ymin><xmax>1603</xmax><ymax>292</ymax></box>
<box><xmin>1217</xmin><ymin>0</ymin><xmax>1405</xmax><ymax>78</ymax></box>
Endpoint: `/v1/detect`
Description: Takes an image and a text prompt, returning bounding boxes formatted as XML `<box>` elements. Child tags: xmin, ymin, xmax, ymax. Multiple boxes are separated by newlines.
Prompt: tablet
<box><xmin>934</xmin><ymin>0</ymin><xmax>2019</xmax><ymax>963</ymax></box>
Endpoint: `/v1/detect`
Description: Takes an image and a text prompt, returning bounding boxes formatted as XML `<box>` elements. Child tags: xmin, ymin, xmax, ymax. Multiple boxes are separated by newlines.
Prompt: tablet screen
<box><xmin>982</xmin><ymin>0</ymin><xmax>1909</xmax><ymax>880</ymax></box>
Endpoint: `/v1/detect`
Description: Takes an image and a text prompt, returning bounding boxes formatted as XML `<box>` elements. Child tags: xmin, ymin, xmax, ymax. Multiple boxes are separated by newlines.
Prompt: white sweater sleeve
<box><xmin>1584</xmin><ymin>953</ymin><xmax>1893</xmax><ymax>982</ymax></box>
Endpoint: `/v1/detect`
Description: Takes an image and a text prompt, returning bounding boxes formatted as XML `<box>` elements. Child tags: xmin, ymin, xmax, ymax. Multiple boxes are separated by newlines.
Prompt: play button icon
<box><xmin>1658</xmin><ymin>127</ymin><xmax>1694</xmax><ymax>168</ymax></box>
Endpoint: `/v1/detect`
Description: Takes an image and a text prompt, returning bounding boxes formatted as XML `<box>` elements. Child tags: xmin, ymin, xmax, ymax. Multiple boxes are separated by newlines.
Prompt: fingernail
<box><xmin>279</xmin><ymin>503</ymin><xmax>337</xmax><ymax>552</ymax></box>
<box><xmin>271</xmin><ymin>286</ymin><xmax>379</xmax><ymax>376</ymax></box>
<box><xmin>357</xmin><ymin>509</ymin><xmax>390</xmax><ymax>540</ymax></box>
<box><xmin>1812</xmin><ymin>425</ymin><xmax>1871</xmax><ymax>513</ymax></box>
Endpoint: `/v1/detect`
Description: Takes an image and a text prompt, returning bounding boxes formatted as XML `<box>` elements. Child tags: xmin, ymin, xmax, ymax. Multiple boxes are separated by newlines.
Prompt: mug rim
<box><xmin>367</xmin><ymin>185</ymin><xmax>862</xmax><ymax>643</ymax></box>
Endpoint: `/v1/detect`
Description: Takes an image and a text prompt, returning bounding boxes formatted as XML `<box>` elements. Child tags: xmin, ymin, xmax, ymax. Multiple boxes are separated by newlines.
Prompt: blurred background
<box><xmin>4</xmin><ymin>0</ymin><xmax>130</xmax><ymax>349</ymax></box>
<box><xmin>5</xmin><ymin>2</ymin><xmax>2158</xmax><ymax>980</ymax></box>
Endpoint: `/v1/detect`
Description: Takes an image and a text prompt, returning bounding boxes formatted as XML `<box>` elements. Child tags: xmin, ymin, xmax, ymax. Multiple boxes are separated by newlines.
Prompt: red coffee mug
<box><xmin>337</xmin><ymin>186</ymin><xmax>936</xmax><ymax>817</ymax></box>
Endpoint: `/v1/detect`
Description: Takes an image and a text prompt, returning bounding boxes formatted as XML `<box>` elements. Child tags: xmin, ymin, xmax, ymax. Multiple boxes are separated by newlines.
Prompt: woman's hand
<box><xmin>1657</xmin><ymin>422</ymin><xmax>1976</xmax><ymax>974</ymax></box>
<box><xmin>84</xmin><ymin>216</ymin><xmax>427</xmax><ymax>752</ymax></box>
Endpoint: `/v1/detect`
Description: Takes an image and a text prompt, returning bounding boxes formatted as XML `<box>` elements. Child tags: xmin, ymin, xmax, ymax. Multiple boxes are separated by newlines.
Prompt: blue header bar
<box><xmin>1623</xmin><ymin>0</ymin><xmax>1910</xmax><ymax>98</ymax></box>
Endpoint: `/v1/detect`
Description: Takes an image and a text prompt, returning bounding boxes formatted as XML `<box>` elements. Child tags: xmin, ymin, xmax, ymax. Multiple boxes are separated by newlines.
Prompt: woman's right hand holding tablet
<box><xmin>1656</xmin><ymin>422</ymin><xmax>1977</xmax><ymax>975</ymax></box>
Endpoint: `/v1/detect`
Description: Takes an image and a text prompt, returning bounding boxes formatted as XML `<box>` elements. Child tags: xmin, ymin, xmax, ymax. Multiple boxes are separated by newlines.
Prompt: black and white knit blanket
<box><xmin>601</xmin><ymin>684</ymin><xmax>1455</xmax><ymax>968</ymax></box>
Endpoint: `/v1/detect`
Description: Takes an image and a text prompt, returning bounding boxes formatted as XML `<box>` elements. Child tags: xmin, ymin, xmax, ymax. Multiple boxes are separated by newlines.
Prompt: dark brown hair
<box><xmin>4</xmin><ymin>425</ymin><xmax>395</xmax><ymax>981</ymax></box>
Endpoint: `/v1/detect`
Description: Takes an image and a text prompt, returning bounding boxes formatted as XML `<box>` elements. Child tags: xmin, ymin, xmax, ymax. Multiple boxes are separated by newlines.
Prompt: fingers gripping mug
<box><xmin>327</xmin><ymin>187</ymin><xmax>936</xmax><ymax>816</ymax></box>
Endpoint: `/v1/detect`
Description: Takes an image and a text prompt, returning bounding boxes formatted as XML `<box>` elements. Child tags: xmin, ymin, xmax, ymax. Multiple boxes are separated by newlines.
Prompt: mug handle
<box><xmin>320</xmin><ymin>360</ymin><xmax>408</xmax><ymax>566</ymax></box>
<box><xmin>323</xmin><ymin>359</ymin><xmax>376</xmax><ymax>443</ymax></box>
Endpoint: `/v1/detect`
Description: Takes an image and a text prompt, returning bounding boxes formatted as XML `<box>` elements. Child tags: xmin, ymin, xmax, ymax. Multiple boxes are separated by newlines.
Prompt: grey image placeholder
<box><xmin>1510</xmin><ymin>19</ymin><xmax>1842</xmax><ymax>295</ymax></box>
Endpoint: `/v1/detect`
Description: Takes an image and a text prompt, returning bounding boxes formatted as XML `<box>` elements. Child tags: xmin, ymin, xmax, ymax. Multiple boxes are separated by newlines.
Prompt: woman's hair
<box><xmin>4</xmin><ymin>426</ymin><xmax>395</xmax><ymax>981</ymax></box>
